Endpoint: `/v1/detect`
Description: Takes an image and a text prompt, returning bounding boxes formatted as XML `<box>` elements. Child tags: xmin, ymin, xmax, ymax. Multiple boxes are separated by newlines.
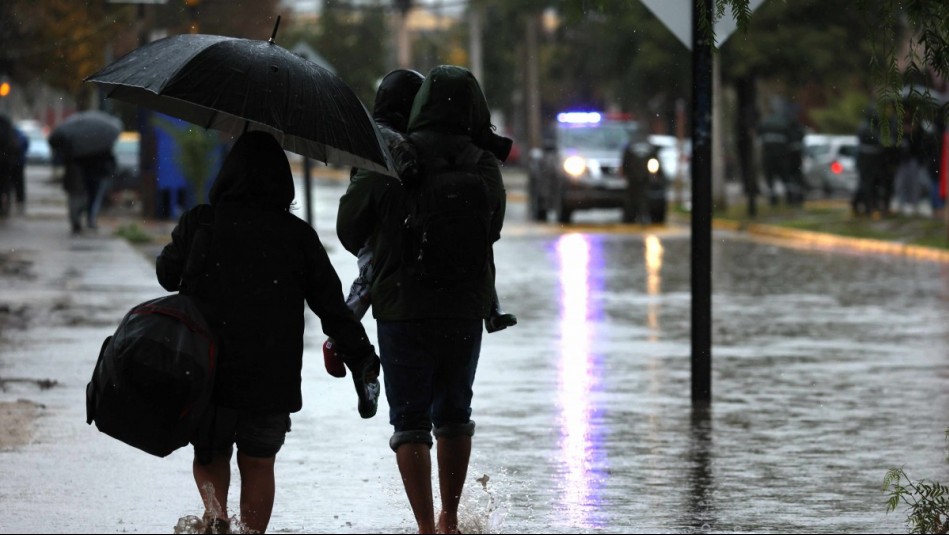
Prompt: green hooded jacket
<box><xmin>336</xmin><ymin>65</ymin><xmax>505</xmax><ymax>321</ymax></box>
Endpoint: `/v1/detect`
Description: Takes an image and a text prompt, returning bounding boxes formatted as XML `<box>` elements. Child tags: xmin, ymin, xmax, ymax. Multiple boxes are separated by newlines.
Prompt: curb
<box><xmin>714</xmin><ymin>218</ymin><xmax>949</xmax><ymax>263</ymax></box>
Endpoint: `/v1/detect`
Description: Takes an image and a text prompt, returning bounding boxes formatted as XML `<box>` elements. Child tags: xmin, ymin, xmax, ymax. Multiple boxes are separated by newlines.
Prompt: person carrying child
<box><xmin>323</xmin><ymin>68</ymin><xmax>516</xmax><ymax>379</ymax></box>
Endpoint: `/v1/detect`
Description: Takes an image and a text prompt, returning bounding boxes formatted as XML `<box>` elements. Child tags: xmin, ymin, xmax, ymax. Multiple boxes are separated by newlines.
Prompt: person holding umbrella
<box><xmin>87</xmin><ymin>25</ymin><xmax>395</xmax><ymax>531</ymax></box>
<box><xmin>157</xmin><ymin>131</ymin><xmax>380</xmax><ymax>534</ymax></box>
<box><xmin>49</xmin><ymin>110</ymin><xmax>122</xmax><ymax>233</ymax></box>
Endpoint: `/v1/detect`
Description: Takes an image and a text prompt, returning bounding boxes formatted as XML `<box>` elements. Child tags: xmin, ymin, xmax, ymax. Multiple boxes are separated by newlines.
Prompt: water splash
<box><xmin>173</xmin><ymin>513</ymin><xmax>245</xmax><ymax>534</ymax></box>
<box><xmin>173</xmin><ymin>482</ymin><xmax>245</xmax><ymax>534</ymax></box>
<box><xmin>457</xmin><ymin>473</ymin><xmax>507</xmax><ymax>534</ymax></box>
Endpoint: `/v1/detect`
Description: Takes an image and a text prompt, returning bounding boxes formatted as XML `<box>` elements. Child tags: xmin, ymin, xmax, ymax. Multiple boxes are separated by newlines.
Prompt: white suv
<box><xmin>802</xmin><ymin>134</ymin><xmax>859</xmax><ymax>196</ymax></box>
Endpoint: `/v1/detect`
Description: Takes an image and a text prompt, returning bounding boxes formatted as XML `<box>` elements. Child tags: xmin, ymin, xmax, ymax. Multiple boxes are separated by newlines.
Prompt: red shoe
<box><xmin>323</xmin><ymin>339</ymin><xmax>347</xmax><ymax>378</ymax></box>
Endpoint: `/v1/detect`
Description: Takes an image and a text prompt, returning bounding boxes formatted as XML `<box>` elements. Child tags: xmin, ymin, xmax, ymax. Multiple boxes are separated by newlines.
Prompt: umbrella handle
<box><xmin>268</xmin><ymin>15</ymin><xmax>281</xmax><ymax>44</ymax></box>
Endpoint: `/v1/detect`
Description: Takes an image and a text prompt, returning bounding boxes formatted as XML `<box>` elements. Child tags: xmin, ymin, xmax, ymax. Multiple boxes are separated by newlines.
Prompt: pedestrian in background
<box><xmin>854</xmin><ymin>110</ymin><xmax>886</xmax><ymax>216</ymax></box>
<box><xmin>0</xmin><ymin>114</ymin><xmax>17</xmax><ymax>215</ymax></box>
<box><xmin>759</xmin><ymin>110</ymin><xmax>790</xmax><ymax>206</ymax></box>
<box><xmin>893</xmin><ymin>116</ymin><xmax>932</xmax><ymax>216</ymax></box>
<box><xmin>337</xmin><ymin>65</ymin><xmax>507</xmax><ymax>534</ymax></box>
<box><xmin>75</xmin><ymin>146</ymin><xmax>116</xmax><ymax>231</ymax></box>
<box><xmin>11</xmin><ymin>123</ymin><xmax>28</xmax><ymax>214</ymax></box>
<box><xmin>785</xmin><ymin>113</ymin><xmax>806</xmax><ymax>206</ymax></box>
<box><xmin>156</xmin><ymin>131</ymin><xmax>380</xmax><ymax>534</ymax></box>
<box><xmin>47</xmin><ymin>133</ymin><xmax>88</xmax><ymax>234</ymax></box>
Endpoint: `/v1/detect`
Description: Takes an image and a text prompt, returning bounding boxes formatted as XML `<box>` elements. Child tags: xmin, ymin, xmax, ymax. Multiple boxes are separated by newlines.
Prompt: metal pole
<box><xmin>303</xmin><ymin>155</ymin><xmax>313</xmax><ymax>226</ymax></box>
<box><xmin>298</xmin><ymin>52</ymin><xmax>314</xmax><ymax>226</ymax></box>
<box><xmin>691</xmin><ymin>0</ymin><xmax>713</xmax><ymax>404</ymax></box>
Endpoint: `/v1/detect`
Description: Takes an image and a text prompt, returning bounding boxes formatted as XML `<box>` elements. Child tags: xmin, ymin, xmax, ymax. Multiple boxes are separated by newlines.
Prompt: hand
<box><xmin>341</xmin><ymin>350</ymin><xmax>380</xmax><ymax>383</ymax></box>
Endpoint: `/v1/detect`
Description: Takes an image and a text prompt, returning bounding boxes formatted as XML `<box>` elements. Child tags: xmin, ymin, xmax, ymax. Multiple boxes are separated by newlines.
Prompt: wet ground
<box><xmin>0</xmin><ymin>166</ymin><xmax>947</xmax><ymax>533</ymax></box>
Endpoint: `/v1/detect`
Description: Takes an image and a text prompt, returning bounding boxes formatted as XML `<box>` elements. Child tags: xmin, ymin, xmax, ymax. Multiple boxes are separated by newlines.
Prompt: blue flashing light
<box><xmin>557</xmin><ymin>111</ymin><xmax>602</xmax><ymax>125</ymax></box>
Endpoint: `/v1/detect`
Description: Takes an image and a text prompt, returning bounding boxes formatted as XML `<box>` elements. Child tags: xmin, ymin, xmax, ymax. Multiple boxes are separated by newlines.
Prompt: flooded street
<box><xmin>1</xmin><ymin>168</ymin><xmax>948</xmax><ymax>533</ymax></box>
<box><xmin>313</xmin><ymin>176</ymin><xmax>949</xmax><ymax>533</ymax></box>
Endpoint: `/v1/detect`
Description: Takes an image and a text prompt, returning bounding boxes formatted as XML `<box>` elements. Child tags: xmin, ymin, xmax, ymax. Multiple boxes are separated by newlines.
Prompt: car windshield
<box><xmin>558</xmin><ymin>123</ymin><xmax>632</xmax><ymax>151</ymax></box>
<box><xmin>806</xmin><ymin>144</ymin><xmax>830</xmax><ymax>158</ymax></box>
<box><xmin>114</xmin><ymin>139</ymin><xmax>137</xmax><ymax>157</ymax></box>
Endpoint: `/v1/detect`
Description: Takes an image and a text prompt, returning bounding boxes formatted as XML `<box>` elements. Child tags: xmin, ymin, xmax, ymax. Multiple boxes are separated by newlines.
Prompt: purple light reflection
<box><xmin>555</xmin><ymin>233</ymin><xmax>605</xmax><ymax>528</ymax></box>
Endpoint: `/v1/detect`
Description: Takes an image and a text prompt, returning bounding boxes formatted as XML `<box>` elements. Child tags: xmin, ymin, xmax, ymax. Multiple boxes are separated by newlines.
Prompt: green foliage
<box><xmin>113</xmin><ymin>223</ymin><xmax>152</xmax><ymax>245</ymax></box>
<box><xmin>309</xmin><ymin>0</ymin><xmax>389</xmax><ymax>109</ymax></box>
<box><xmin>153</xmin><ymin>117</ymin><xmax>218</xmax><ymax>205</ymax></box>
<box><xmin>809</xmin><ymin>92</ymin><xmax>871</xmax><ymax>134</ymax></box>
<box><xmin>884</xmin><ymin>467</ymin><xmax>949</xmax><ymax>534</ymax></box>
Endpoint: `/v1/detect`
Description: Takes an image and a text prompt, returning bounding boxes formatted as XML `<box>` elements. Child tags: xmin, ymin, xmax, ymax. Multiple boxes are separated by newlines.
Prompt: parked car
<box><xmin>649</xmin><ymin>134</ymin><xmax>691</xmax><ymax>183</ymax></box>
<box><xmin>112</xmin><ymin>131</ymin><xmax>140</xmax><ymax>190</ymax></box>
<box><xmin>15</xmin><ymin>119</ymin><xmax>52</xmax><ymax>164</ymax></box>
<box><xmin>803</xmin><ymin>134</ymin><xmax>859</xmax><ymax>196</ymax></box>
<box><xmin>527</xmin><ymin>111</ymin><xmax>666</xmax><ymax>224</ymax></box>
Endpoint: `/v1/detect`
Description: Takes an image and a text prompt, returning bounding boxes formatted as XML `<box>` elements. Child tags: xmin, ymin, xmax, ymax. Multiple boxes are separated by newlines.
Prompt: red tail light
<box><xmin>830</xmin><ymin>160</ymin><xmax>843</xmax><ymax>174</ymax></box>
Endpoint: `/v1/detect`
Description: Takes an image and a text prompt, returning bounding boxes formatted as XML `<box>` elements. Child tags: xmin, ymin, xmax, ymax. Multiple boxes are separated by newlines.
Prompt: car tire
<box><xmin>649</xmin><ymin>199</ymin><xmax>667</xmax><ymax>224</ymax></box>
<box><xmin>554</xmin><ymin>181</ymin><xmax>572</xmax><ymax>224</ymax></box>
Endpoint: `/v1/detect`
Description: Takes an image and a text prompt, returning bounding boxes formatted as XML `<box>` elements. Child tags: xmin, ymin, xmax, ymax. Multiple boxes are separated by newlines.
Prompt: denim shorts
<box><xmin>377</xmin><ymin>318</ymin><xmax>482</xmax><ymax>451</ymax></box>
<box><xmin>192</xmin><ymin>405</ymin><xmax>291</xmax><ymax>464</ymax></box>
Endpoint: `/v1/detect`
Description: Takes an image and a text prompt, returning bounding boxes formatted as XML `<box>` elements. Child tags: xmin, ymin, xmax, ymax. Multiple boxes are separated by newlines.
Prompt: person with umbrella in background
<box><xmin>49</xmin><ymin>110</ymin><xmax>121</xmax><ymax>233</ymax></box>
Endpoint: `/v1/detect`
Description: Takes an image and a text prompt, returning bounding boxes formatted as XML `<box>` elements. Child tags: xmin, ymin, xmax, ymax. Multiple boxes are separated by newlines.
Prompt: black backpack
<box><xmin>403</xmin><ymin>144</ymin><xmax>492</xmax><ymax>289</ymax></box>
<box><xmin>85</xmin><ymin>210</ymin><xmax>216</xmax><ymax>457</ymax></box>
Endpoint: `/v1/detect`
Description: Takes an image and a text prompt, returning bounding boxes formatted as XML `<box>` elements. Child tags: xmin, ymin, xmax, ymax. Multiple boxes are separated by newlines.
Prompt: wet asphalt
<box><xmin>0</xmin><ymin>164</ymin><xmax>948</xmax><ymax>533</ymax></box>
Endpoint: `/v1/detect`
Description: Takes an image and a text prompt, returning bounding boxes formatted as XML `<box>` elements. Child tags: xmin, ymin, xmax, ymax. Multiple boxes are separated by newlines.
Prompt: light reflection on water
<box><xmin>645</xmin><ymin>234</ymin><xmax>664</xmax><ymax>342</ymax></box>
<box><xmin>479</xmin><ymin>230</ymin><xmax>949</xmax><ymax>533</ymax></box>
<box><xmin>555</xmin><ymin>233</ymin><xmax>605</xmax><ymax>528</ymax></box>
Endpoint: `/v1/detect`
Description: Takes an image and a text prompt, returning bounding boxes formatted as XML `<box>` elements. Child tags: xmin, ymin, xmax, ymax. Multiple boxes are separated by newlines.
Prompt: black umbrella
<box><xmin>49</xmin><ymin>110</ymin><xmax>122</xmax><ymax>158</ymax></box>
<box><xmin>85</xmin><ymin>25</ymin><xmax>395</xmax><ymax>176</ymax></box>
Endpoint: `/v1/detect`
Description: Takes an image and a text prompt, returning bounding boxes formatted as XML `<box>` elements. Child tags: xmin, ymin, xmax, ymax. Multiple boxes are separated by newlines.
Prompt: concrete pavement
<box><xmin>0</xmin><ymin>166</ymin><xmax>412</xmax><ymax>533</ymax></box>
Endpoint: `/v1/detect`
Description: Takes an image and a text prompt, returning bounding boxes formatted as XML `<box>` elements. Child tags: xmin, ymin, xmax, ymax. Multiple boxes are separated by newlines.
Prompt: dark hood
<box><xmin>407</xmin><ymin>65</ymin><xmax>490</xmax><ymax>137</ymax></box>
<box><xmin>407</xmin><ymin>65</ymin><xmax>512</xmax><ymax>162</ymax></box>
<box><xmin>209</xmin><ymin>131</ymin><xmax>294</xmax><ymax>210</ymax></box>
<box><xmin>373</xmin><ymin>69</ymin><xmax>425</xmax><ymax>133</ymax></box>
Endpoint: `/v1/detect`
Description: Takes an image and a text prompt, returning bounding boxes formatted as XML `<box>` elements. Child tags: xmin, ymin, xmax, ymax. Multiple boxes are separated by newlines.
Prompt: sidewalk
<box><xmin>0</xmin><ymin>167</ymin><xmax>405</xmax><ymax>533</ymax></box>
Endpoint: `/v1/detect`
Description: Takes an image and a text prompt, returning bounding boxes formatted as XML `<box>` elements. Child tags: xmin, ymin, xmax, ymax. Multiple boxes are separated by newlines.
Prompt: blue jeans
<box><xmin>377</xmin><ymin>318</ymin><xmax>482</xmax><ymax>451</ymax></box>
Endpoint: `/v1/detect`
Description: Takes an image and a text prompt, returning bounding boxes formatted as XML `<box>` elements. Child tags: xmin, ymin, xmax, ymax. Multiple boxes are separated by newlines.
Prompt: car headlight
<box><xmin>563</xmin><ymin>156</ymin><xmax>587</xmax><ymax>178</ymax></box>
<box><xmin>647</xmin><ymin>157</ymin><xmax>660</xmax><ymax>175</ymax></box>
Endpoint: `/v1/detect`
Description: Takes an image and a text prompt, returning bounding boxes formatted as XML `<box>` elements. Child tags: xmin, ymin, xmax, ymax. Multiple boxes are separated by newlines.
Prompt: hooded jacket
<box><xmin>157</xmin><ymin>131</ymin><xmax>375</xmax><ymax>413</ymax></box>
<box><xmin>337</xmin><ymin>65</ymin><xmax>505</xmax><ymax>321</ymax></box>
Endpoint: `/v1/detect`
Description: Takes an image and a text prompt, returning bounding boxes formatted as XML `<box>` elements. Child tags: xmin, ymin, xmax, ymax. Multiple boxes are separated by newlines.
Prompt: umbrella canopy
<box><xmin>85</xmin><ymin>32</ymin><xmax>396</xmax><ymax>177</ymax></box>
<box><xmin>49</xmin><ymin>110</ymin><xmax>122</xmax><ymax>158</ymax></box>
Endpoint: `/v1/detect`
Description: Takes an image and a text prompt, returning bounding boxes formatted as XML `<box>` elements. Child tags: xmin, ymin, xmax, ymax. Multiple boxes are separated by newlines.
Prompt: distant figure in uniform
<box><xmin>758</xmin><ymin>111</ymin><xmax>790</xmax><ymax>206</ymax></box>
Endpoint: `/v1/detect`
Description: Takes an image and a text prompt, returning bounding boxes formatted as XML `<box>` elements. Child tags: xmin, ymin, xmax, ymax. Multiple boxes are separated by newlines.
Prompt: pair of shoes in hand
<box><xmin>323</xmin><ymin>339</ymin><xmax>380</xmax><ymax>419</ymax></box>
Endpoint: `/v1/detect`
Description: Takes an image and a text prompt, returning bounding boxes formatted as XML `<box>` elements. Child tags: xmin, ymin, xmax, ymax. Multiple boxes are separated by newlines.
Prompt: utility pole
<box><xmin>691</xmin><ymin>0</ymin><xmax>713</xmax><ymax>405</ymax></box>
<box><xmin>394</xmin><ymin>0</ymin><xmax>412</xmax><ymax>68</ymax></box>
<box><xmin>468</xmin><ymin>1</ymin><xmax>483</xmax><ymax>84</ymax></box>
<box><xmin>524</xmin><ymin>11</ymin><xmax>542</xmax><ymax>152</ymax></box>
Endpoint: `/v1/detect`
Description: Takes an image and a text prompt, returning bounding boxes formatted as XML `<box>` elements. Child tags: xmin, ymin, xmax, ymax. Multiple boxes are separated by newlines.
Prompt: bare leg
<box><xmin>436</xmin><ymin>436</ymin><xmax>471</xmax><ymax>535</ymax></box>
<box><xmin>236</xmin><ymin>452</ymin><xmax>277</xmax><ymax>534</ymax></box>
<box><xmin>193</xmin><ymin>453</ymin><xmax>231</xmax><ymax>523</ymax></box>
<box><xmin>396</xmin><ymin>443</ymin><xmax>436</xmax><ymax>533</ymax></box>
